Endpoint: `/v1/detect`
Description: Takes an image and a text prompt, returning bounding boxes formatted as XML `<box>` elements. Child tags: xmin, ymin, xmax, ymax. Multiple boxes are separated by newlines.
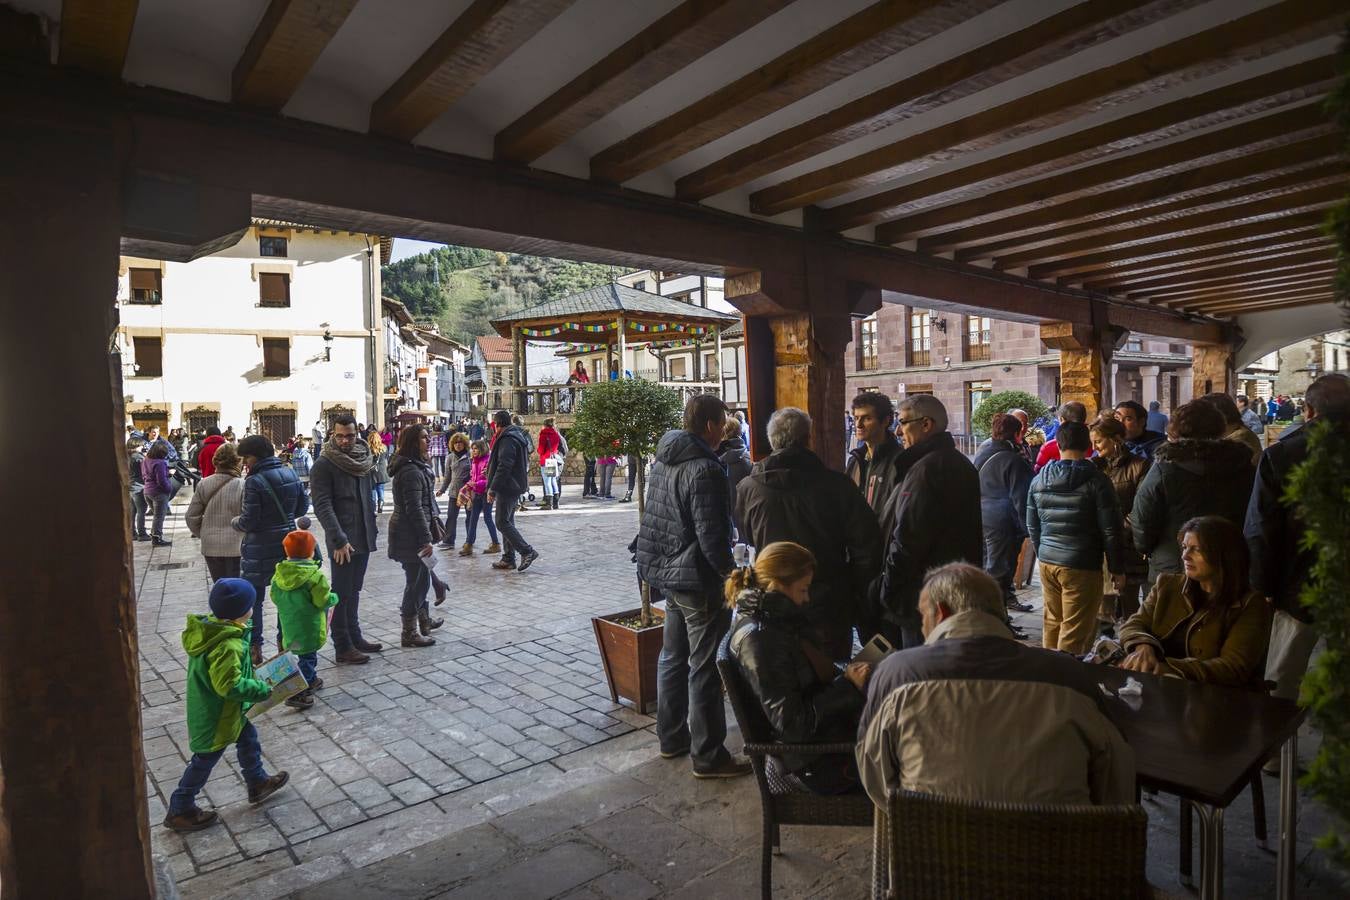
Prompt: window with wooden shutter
<box><xmin>260</xmin><ymin>236</ymin><xmax>288</xmax><ymax>257</ymax></box>
<box><xmin>133</xmin><ymin>337</ymin><xmax>162</xmax><ymax>377</ymax></box>
<box><xmin>262</xmin><ymin>339</ymin><xmax>290</xmax><ymax>377</ymax></box>
<box><xmin>259</xmin><ymin>272</ymin><xmax>290</xmax><ymax>307</ymax></box>
<box><xmin>129</xmin><ymin>268</ymin><xmax>162</xmax><ymax>304</ymax></box>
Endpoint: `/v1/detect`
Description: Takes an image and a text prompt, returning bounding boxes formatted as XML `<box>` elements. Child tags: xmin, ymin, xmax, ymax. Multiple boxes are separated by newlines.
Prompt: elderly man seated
<box><xmin>857</xmin><ymin>564</ymin><xmax>1134</xmax><ymax>807</ymax></box>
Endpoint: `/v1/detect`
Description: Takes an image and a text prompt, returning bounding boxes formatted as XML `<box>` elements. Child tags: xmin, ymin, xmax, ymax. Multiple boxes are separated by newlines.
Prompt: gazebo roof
<box><xmin>491</xmin><ymin>283</ymin><xmax>737</xmax><ymax>341</ymax></box>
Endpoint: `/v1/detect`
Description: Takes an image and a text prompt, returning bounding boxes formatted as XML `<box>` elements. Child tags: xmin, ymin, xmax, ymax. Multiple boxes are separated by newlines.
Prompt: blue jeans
<box><xmin>130</xmin><ymin>487</ymin><xmax>147</xmax><ymax>535</ymax></box>
<box><xmin>397</xmin><ymin>556</ymin><xmax>430</xmax><ymax>618</ymax></box>
<box><xmin>466</xmin><ymin>494</ymin><xmax>498</xmax><ymax>546</ymax></box>
<box><xmin>657</xmin><ymin>588</ymin><xmax>733</xmax><ymax>769</ymax></box>
<box><xmin>147</xmin><ymin>488</ymin><xmax>176</xmax><ymax>539</ymax></box>
<box><xmin>542</xmin><ymin>470</ymin><xmax>560</xmax><ymax>497</ymax></box>
<box><xmin>598</xmin><ymin>463</ymin><xmax>615</xmax><ymax>497</ymax></box>
<box><xmin>247</xmin><ymin>575</ymin><xmax>272</xmax><ymax>648</ymax></box>
<box><xmin>297</xmin><ymin>651</ymin><xmax>317</xmax><ymax>685</ymax></box>
<box><xmin>168</xmin><ymin>721</ymin><xmax>267</xmax><ymax>815</ymax></box>
<box><xmin>440</xmin><ymin>502</ymin><xmax>463</xmax><ymax>546</ymax></box>
<box><xmin>372</xmin><ymin>482</ymin><xmax>385</xmax><ymax>506</ymax></box>
<box><xmin>493</xmin><ymin>493</ymin><xmax>533</xmax><ymax>560</ymax></box>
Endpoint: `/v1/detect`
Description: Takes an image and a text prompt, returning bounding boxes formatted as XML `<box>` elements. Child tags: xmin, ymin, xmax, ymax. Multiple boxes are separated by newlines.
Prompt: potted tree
<box><xmin>568</xmin><ymin>378</ymin><xmax>683</xmax><ymax>713</ymax></box>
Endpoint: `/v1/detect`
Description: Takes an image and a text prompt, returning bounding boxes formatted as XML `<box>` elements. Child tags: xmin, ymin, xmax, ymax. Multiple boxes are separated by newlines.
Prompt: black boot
<box><xmin>552</xmin><ymin>494</ymin><xmax>559</xmax><ymax>510</ymax></box>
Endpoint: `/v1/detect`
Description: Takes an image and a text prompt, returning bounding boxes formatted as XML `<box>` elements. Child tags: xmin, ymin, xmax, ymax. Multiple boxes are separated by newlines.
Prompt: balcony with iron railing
<box><xmin>964</xmin><ymin>330</ymin><xmax>992</xmax><ymax>362</ymax></box>
<box><xmin>910</xmin><ymin>339</ymin><xmax>931</xmax><ymax>368</ymax></box>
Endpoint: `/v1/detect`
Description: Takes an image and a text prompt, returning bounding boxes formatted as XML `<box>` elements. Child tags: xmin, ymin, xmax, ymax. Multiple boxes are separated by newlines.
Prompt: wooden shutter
<box><xmin>259</xmin><ymin>272</ymin><xmax>289</xmax><ymax>307</ymax></box>
<box><xmin>129</xmin><ymin>269</ymin><xmax>159</xmax><ymax>290</ymax></box>
<box><xmin>263</xmin><ymin>339</ymin><xmax>290</xmax><ymax>377</ymax></box>
<box><xmin>133</xmin><ymin>337</ymin><xmax>162</xmax><ymax>376</ymax></box>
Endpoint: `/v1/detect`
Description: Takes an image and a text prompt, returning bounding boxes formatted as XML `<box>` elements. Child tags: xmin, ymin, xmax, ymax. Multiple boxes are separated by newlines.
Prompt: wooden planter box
<box><xmin>592</xmin><ymin>608</ymin><xmax>665</xmax><ymax>715</ymax></box>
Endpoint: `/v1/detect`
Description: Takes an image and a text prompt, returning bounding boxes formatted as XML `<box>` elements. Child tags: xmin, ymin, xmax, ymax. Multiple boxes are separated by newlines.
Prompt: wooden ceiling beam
<box><xmin>232</xmin><ymin>0</ymin><xmax>359</xmax><ymax>110</ymax></box>
<box><xmin>1139</xmin><ymin>262</ymin><xmax>1338</xmax><ymax>302</ymax></box>
<box><xmin>673</xmin><ymin>0</ymin><xmax>1165</xmax><ymax>202</ymax></box>
<box><xmin>1154</xmin><ymin>270</ymin><xmax>1338</xmax><ymax>305</ymax></box>
<box><xmin>750</xmin><ymin>0</ymin><xmax>1347</xmax><ymax>216</ymax></box>
<box><xmin>992</xmin><ymin>184</ymin><xmax>1341</xmax><ymax>271</ymax></box>
<box><xmin>1075</xmin><ymin>235</ymin><xmax>1333</xmax><ymax>288</ymax></box>
<box><xmin>1099</xmin><ymin>247</ymin><xmax>1336</xmax><ymax>294</ymax></box>
<box><xmin>905</xmin><ymin>133</ymin><xmax>1341</xmax><ymax>251</ymax></box>
<box><xmin>1186</xmin><ymin>293</ymin><xmax>1336</xmax><ymax>316</ymax></box>
<box><xmin>1178</xmin><ymin>284</ymin><xmax>1336</xmax><ymax>313</ymax></box>
<box><xmin>589</xmin><ymin>0</ymin><xmax>969</xmax><ymax>185</ymax></box>
<box><xmin>372</xmin><ymin>0</ymin><xmax>574</xmax><ymax>142</ymax></box>
<box><xmin>815</xmin><ymin>54</ymin><xmax>1339</xmax><ymax>232</ymax></box>
<box><xmin>952</xmin><ymin>159</ymin><xmax>1343</xmax><ymax>263</ymax></box>
<box><xmin>1031</xmin><ymin>215</ymin><xmax>1330</xmax><ymax>281</ymax></box>
<box><xmin>495</xmin><ymin>0</ymin><xmax>789</xmax><ymax>165</ymax></box>
<box><xmin>58</xmin><ymin>0</ymin><xmax>138</xmax><ymax>77</ymax></box>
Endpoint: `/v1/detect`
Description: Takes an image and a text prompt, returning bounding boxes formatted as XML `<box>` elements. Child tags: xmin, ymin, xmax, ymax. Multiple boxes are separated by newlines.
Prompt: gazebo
<box><xmin>490</xmin><ymin>283</ymin><xmax>739</xmax><ymax>416</ymax></box>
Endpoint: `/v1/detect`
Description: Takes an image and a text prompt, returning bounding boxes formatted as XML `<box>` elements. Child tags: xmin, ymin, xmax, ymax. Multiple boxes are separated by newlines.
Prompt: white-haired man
<box><xmin>857</xmin><ymin>564</ymin><xmax>1134</xmax><ymax>807</ymax></box>
<box><xmin>872</xmin><ymin>394</ymin><xmax>982</xmax><ymax>649</ymax></box>
<box><xmin>735</xmin><ymin>407</ymin><xmax>882</xmax><ymax>659</ymax></box>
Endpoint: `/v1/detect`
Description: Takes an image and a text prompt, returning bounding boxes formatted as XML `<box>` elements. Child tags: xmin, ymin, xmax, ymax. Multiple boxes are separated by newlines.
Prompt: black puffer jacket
<box><xmin>387</xmin><ymin>454</ymin><xmax>439</xmax><ymax>559</ymax></box>
<box><xmin>719</xmin><ymin>436</ymin><xmax>753</xmax><ymax>536</ymax></box>
<box><xmin>636</xmin><ymin>430</ymin><xmax>734</xmax><ymax>595</ymax></box>
<box><xmin>729</xmin><ymin>588</ymin><xmax>864</xmax><ymax>773</ymax></box>
<box><xmin>1131</xmin><ymin>438</ymin><xmax>1255</xmax><ymax>580</ymax></box>
<box><xmin>876</xmin><ymin>433</ymin><xmax>982</xmax><ymax>629</ymax></box>
<box><xmin>1027</xmin><ymin>459</ymin><xmax>1124</xmax><ymax>573</ymax></box>
<box><xmin>234</xmin><ymin>456</ymin><xmax>309</xmax><ymax>583</ymax></box>
<box><xmin>487</xmin><ymin>425</ymin><xmax>531</xmax><ymax>497</ymax></box>
<box><xmin>847</xmin><ymin>435</ymin><xmax>903</xmax><ymax>534</ymax></box>
<box><xmin>735</xmin><ymin>446</ymin><xmax>882</xmax><ymax>657</ymax></box>
<box><xmin>974</xmin><ymin>439</ymin><xmax>1032</xmax><ymax>540</ymax></box>
<box><xmin>1245</xmin><ymin>422</ymin><xmax>1344</xmax><ymax>622</ymax></box>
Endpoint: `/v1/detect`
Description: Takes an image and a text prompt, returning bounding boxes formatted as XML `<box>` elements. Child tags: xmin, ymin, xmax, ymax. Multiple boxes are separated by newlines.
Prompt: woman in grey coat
<box><xmin>388</xmin><ymin>425</ymin><xmax>441</xmax><ymax>647</ymax></box>
<box><xmin>435</xmin><ymin>432</ymin><xmax>472</xmax><ymax>550</ymax></box>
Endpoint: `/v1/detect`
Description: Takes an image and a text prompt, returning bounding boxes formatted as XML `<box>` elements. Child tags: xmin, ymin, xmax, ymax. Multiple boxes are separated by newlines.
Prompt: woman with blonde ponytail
<box><xmin>726</xmin><ymin>542</ymin><xmax>870</xmax><ymax>795</ymax></box>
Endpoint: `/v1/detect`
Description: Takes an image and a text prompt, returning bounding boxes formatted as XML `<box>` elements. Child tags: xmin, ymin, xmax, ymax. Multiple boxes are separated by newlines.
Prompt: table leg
<box><xmin>871</xmin><ymin>807</ymin><xmax>887</xmax><ymax>900</ymax></box>
<box><xmin>1195</xmin><ymin>803</ymin><xmax>1226</xmax><ymax>900</ymax></box>
<box><xmin>1278</xmin><ymin>733</ymin><xmax>1298</xmax><ymax>900</ymax></box>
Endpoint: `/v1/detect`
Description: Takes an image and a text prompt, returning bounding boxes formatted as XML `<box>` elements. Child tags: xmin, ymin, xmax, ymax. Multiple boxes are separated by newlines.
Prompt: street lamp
<box><xmin>321</xmin><ymin>322</ymin><xmax>332</xmax><ymax>361</ymax></box>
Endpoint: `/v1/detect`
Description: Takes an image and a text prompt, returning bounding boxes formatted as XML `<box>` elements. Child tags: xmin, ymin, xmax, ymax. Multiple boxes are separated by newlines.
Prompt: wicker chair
<box><xmin>881</xmin><ymin>789</ymin><xmax>1149</xmax><ymax>899</ymax></box>
<box><xmin>715</xmin><ymin>635</ymin><xmax>875</xmax><ymax>900</ymax></box>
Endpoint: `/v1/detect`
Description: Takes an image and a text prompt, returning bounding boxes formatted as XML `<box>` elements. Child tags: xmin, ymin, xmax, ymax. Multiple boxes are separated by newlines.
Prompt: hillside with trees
<box><xmin>382</xmin><ymin>245</ymin><xmax>616</xmax><ymax>344</ymax></box>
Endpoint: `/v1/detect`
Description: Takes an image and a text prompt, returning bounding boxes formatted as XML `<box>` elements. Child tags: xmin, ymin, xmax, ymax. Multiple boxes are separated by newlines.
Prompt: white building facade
<box><xmin>118</xmin><ymin>222</ymin><xmax>383</xmax><ymax>445</ymax></box>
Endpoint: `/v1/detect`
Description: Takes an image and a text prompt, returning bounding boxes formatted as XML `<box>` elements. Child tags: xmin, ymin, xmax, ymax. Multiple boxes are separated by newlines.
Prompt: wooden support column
<box><xmin>1192</xmin><ymin>343</ymin><xmax>1235</xmax><ymax>397</ymax></box>
<box><xmin>0</xmin><ymin>126</ymin><xmax>153</xmax><ymax>895</ymax></box>
<box><xmin>1040</xmin><ymin>321</ymin><xmax>1127</xmax><ymax>420</ymax></box>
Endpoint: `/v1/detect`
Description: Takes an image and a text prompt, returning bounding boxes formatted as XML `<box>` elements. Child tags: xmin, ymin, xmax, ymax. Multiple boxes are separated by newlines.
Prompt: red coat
<box><xmin>538</xmin><ymin>426</ymin><xmax>561</xmax><ymax>463</ymax></box>
<box><xmin>197</xmin><ymin>434</ymin><xmax>226</xmax><ymax>477</ymax></box>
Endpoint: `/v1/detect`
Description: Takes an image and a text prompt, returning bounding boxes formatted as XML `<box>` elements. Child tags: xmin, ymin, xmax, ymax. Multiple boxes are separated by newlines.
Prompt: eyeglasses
<box><xmin>897</xmin><ymin>416</ymin><xmax>931</xmax><ymax>426</ymax></box>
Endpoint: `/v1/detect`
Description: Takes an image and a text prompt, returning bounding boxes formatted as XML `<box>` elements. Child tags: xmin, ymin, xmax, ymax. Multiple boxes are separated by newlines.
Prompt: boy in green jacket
<box><xmin>272</xmin><ymin>528</ymin><xmax>339</xmax><ymax>710</ymax></box>
<box><xmin>164</xmin><ymin>579</ymin><xmax>289</xmax><ymax>832</ymax></box>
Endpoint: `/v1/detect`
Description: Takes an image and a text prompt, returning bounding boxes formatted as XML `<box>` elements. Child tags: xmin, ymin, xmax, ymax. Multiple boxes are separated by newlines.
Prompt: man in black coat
<box><xmin>873</xmin><ymin>395</ymin><xmax>983</xmax><ymax>650</ymax></box>
<box><xmin>309</xmin><ymin>415</ymin><xmax>381</xmax><ymax>664</ymax></box>
<box><xmin>636</xmin><ymin>395</ymin><xmax>748</xmax><ymax>779</ymax></box>
<box><xmin>487</xmin><ymin>409</ymin><xmax>538</xmax><ymax>571</ymax></box>
<box><xmin>1246</xmin><ymin>374</ymin><xmax>1349</xmax><ymax>706</ymax></box>
<box><xmin>846</xmin><ymin>391</ymin><xmax>903</xmax><ymax>536</ymax></box>
<box><xmin>736</xmin><ymin>407</ymin><xmax>882</xmax><ymax>660</ymax></box>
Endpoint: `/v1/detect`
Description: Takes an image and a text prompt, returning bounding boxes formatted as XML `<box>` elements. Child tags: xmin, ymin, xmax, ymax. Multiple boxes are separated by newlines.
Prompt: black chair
<box><xmin>716</xmin><ymin>633</ymin><xmax>874</xmax><ymax>899</ymax></box>
<box><xmin>882</xmin><ymin>788</ymin><xmax>1150</xmax><ymax>899</ymax></box>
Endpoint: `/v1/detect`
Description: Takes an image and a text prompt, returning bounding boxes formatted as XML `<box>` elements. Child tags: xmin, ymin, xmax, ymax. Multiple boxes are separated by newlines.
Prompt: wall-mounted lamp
<box><xmin>933</xmin><ymin>318</ymin><xmax>948</xmax><ymax>334</ymax></box>
<box><xmin>321</xmin><ymin>323</ymin><xmax>333</xmax><ymax>362</ymax></box>
<box><xmin>1002</xmin><ymin>366</ymin><xmax>1012</xmax><ymax>374</ymax></box>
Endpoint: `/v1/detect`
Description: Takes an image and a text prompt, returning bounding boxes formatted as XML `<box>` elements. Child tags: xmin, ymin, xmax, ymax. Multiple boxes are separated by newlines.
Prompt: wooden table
<box><xmin>1096</xmin><ymin>667</ymin><xmax>1306</xmax><ymax>900</ymax></box>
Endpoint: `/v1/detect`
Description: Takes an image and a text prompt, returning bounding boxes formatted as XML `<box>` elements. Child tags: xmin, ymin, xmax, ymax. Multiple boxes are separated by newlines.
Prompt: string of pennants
<box><xmin>518</xmin><ymin>321</ymin><xmax>713</xmax><ymax>338</ymax></box>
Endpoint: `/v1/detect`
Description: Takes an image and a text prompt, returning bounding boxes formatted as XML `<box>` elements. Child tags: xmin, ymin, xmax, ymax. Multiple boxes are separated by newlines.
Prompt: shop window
<box><xmin>262</xmin><ymin>338</ymin><xmax>290</xmax><ymax>377</ymax></box>
<box><xmin>129</xmin><ymin>268</ymin><xmax>162</xmax><ymax>305</ymax></box>
<box><xmin>259</xmin><ymin>235</ymin><xmax>288</xmax><ymax>257</ymax></box>
<box><xmin>132</xmin><ymin>336</ymin><xmax>162</xmax><ymax>377</ymax></box>
<box><xmin>259</xmin><ymin>272</ymin><xmax>290</xmax><ymax>307</ymax></box>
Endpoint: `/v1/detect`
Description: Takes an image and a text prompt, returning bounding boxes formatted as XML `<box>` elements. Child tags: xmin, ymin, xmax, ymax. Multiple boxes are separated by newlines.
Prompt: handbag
<box><xmin>430</xmin><ymin>514</ymin><xmax>446</xmax><ymax>543</ymax></box>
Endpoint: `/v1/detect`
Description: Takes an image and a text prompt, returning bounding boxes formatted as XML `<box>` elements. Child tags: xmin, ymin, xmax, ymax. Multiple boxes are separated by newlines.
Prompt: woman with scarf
<box><xmin>388</xmin><ymin>424</ymin><xmax>444</xmax><ymax>647</ymax></box>
<box><xmin>726</xmin><ymin>542</ymin><xmax>871</xmax><ymax>795</ymax></box>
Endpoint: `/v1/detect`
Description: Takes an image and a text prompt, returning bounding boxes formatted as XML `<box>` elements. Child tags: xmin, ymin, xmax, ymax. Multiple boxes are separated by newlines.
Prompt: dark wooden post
<box><xmin>0</xmin><ymin>124</ymin><xmax>154</xmax><ymax>896</ymax></box>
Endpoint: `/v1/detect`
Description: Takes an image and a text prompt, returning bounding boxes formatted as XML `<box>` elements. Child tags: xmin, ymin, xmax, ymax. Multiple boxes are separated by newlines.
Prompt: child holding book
<box><xmin>164</xmin><ymin>579</ymin><xmax>289</xmax><ymax>832</ymax></box>
<box><xmin>270</xmin><ymin>528</ymin><xmax>339</xmax><ymax>710</ymax></box>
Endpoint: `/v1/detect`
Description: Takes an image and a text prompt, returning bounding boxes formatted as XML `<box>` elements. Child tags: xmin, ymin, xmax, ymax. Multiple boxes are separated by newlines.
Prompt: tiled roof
<box><xmin>492</xmin><ymin>283</ymin><xmax>738</xmax><ymax>332</ymax></box>
<box><xmin>476</xmin><ymin>335</ymin><xmax>514</xmax><ymax>362</ymax></box>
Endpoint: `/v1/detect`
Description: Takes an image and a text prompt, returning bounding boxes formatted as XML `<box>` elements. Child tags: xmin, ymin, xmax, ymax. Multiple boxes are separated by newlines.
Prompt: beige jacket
<box><xmin>186</xmin><ymin>473</ymin><xmax>244</xmax><ymax>557</ymax></box>
<box><xmin>1224</xmin><ymin>424</ymin><xmax>1264</xmax><ymax>466</ymax></box>
<box><xmin>857</xmin><ymin>611</ymin><xmax>1135</xmax><ymax>809</ymax></box>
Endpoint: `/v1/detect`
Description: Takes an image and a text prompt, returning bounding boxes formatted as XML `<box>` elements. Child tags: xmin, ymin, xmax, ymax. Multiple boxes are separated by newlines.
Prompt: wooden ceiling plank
<box><xmin>1152</xmin><ymin>270</ymin><xmax>1338</xmax><ymax>304</ymax></box>
<box><xmin>903</xmin><ymin>133</ymin><xmax>1341</xmax><ymax>250</ymax></box>
<box><xmin>673</xmin><ymin>0</ymin><xmax>1167</xmax><ymax>202</ymax></box>
<box><xmin>1028</xmin><ymin>213</ymin><xmax>1330</xmax><ymax>280</ymax></box>
<box><xmin>58</xmin><ymin>0</ymin><xmax>138</xmax><ymax>77</ymax></box>
<box><xmin>588</xmin><ymin>0</ymin><xmax>973</xmax><ymax>185</ymax></box>
<box><xmin>816</xmin><ymin>54</ymin><xmax>1339</xmax><ymax>232</ymax></box>
<box><xmin>495</xmin><ymin>0</ymin><xmax>790</xmax><ymax>165</ymax></box>
<box><xmin>1178</xmin><ymin>284</ymin><xmax>1336</xmax><ymax>312</ymax></box>
<box><xmin>952</xmin><ymin>159</ymin><xmax>1344</xmax><ymax>262</ymax></box>
<box><xmin>232</xmin><ymin>0</ymin><xmax>360</xmax><ymax>110</ymax></box>
<box><xmin>750</xmin><ymin>0</ymin><xmax>1347</xmax><ymax>216</ymax></box>
<box><xmin>1182</xmin><ymin>293</ymin><xmax>1335</xmax><ymax>316</ymax></box>
<box><xmin>372</xmin><ymin>0</ymin><xmax>575</xmax><ymax>142</ymax></box>
<box><xmin>1127</xmin><ymin>259</ymin><xmax>1337</xmax><ymax>299</ymax></box>
<box><xmin>1076</xmin><ymin>236</ymin><xmax>1333</xmax><ymax>287</ymax></box>
<box><xmin>990</xmin><ymin>184</ymin><xmax>1341</xmax><ymax>271</ymax></box>
<box><xmin>1098</xmin><ymin>247</ymin><xmax>1335</xmax><ymax>293</ymax></box>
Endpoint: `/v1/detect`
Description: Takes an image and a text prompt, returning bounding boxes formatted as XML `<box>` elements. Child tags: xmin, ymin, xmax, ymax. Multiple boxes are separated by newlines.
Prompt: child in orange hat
<box><xmin>270</xmin><ymin>526</ymin><xmax>338</xmax><ymax>710</ymax></box>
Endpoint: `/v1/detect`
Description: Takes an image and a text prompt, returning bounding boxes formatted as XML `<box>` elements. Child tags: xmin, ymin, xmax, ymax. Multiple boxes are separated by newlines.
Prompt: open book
<box><xmin>851</xmin><ymin>633</ymin><xmax>895</xmax><ymax>667</ymax></box>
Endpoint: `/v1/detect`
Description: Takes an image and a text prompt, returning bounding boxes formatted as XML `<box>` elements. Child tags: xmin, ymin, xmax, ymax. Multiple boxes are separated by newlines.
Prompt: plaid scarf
<box><xmin>321</xmin><ymin>437</ymin><xmax>374</xmax><ymax>477</ymax></box>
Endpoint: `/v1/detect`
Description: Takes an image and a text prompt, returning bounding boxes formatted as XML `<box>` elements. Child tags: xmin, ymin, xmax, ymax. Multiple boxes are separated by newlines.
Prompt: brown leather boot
<box><xmin>402</xmin><ymin>616</ymin><xmax>435</xmax><ymax>647</ymax></box>
<box><xmin>336</xmin><ymin>648</ymin><xmax>370</xmax><ymax>665</ymax></box>
<box><xmin>418</xmin><ymin>608</ymin><xmax>444</xmax><ymax>634</ymax></box>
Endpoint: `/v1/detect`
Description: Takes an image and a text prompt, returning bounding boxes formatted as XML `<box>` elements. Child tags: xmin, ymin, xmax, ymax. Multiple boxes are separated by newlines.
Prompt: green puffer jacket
<box><xmin>270</xmin><ymin>559</ymin><xmax>339</xmax><ymax>654</ymax></box>
<box><xmin>182</xmin><ymin>615</ymin><xmax>271</xmax><ymax>753</ymax></box>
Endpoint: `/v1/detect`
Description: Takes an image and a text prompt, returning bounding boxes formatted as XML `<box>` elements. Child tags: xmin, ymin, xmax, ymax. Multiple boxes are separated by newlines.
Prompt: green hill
<box><xmin>382</xmin><ymin>245</ymin><xmax>617</xmax><ymax>344</ymax></box>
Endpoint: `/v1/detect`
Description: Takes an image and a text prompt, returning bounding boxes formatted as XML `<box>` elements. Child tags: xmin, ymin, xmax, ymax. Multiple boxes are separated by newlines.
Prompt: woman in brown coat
<box><xmin>1090</xmin><ymin>416</ymin><xmax>1150</xmax><ymax>621</ymax></box>
<box><xmin>1117</xmin><ymin>516</ymin><xmax>1270</xmax><ymax>687</ymax></box>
